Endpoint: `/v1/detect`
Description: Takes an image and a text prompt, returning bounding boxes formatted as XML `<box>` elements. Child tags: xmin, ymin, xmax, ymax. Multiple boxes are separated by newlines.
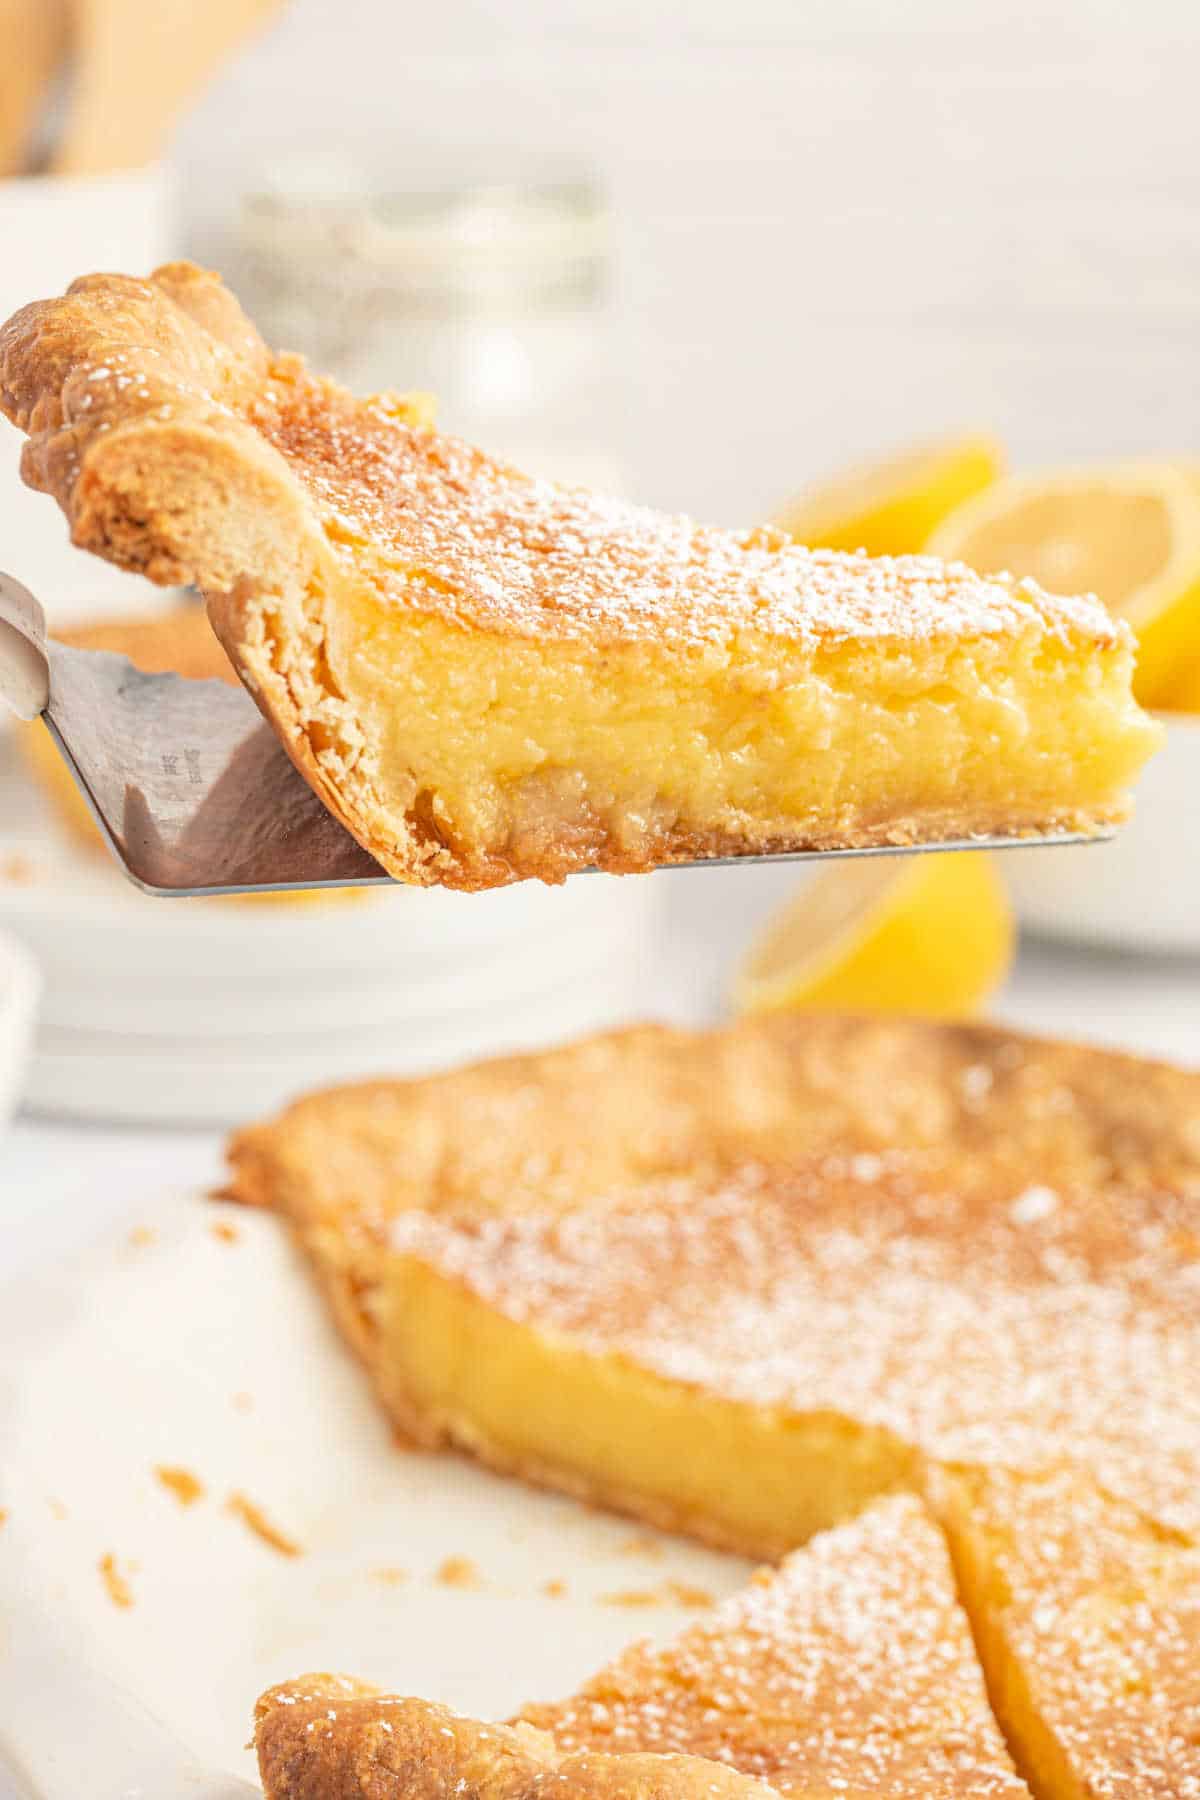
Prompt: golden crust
<box><xmin>254</xmin><ymin>1677</ymin><xmax>774</xmax><ymax>1800</ymax></box>
<box><xmin>931</xmin><ymin>1464</ymin><xmax>1200</xmax><ymax>1800</ymax></box>
<box><xmin>0</xmin><ymin>263</ymin><xmax>452</xmax><ymax>886</ymax></box>
<box><xmin>0</xmin><ymin>263</ymin><xmax>278</xmax><ymax>588</ymax></box>
<box><xmin>225</xmin><ymin>1011</ymin><xmax>1200</xmax><ymax>1232</ymax></box>
<box><xmin>235</xmin><ymin>1018</ymin><xmax>1200</xmax><ymax>1797</ymax></box>
<box><xmin>255</xmin><ymin>1496</ymin><xmax>1028</xmax><ymax>1800</ymax></box>
<box><xmin>224</xmin><ymin>1013</ymin><xmax>1200</xmax><ymax>1544</ymax></box>
<box><xmin>0</xmin><ymin>264</ymin><xmax>1154</xmax><ymax>890</ymax></box>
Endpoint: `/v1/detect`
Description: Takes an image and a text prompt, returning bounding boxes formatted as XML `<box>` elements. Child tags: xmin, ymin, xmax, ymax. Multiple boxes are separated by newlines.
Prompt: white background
<box><xmin>174</xmin><ymin>0</ymin><xmax>1200</xmax><ymax>519</ymax></box>
<box><xmin>3</xmin><ymin>14</ymin><xmax>1200</xmax><ymax>1786</ymax></box>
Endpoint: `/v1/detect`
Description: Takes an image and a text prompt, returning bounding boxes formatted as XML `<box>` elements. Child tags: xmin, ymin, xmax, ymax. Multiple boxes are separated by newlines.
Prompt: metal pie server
<box><xmin>0</xmin><ymin>570</ymin><xmax>384</xmax><ymax>896</ymax></box>
<box><xmin>0</xmin><ymin>570</ymin><xmax>1112</xmax><ymax>899</ymax></box>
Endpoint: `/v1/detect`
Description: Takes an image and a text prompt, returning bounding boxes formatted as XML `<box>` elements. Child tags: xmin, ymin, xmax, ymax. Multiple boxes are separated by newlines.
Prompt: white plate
<box><xmin>0</xmin><ymin>738</ymin><xmax>639</xmax><ymax>975</ymax></box>
<box><xmin>1005</xmin><ymin>712</ymin><xmax>1200</xmax><ymax>952</ymax></box>
<box><xmin>22</xmin><ymin>947</ymin><xmax>656</xmax><ymax>1126</ymax></box>
<box><xmin>0</xmin><ymin>738</ymin><xmax>664</xmax><ymax>1120</ymax></box>
<box><xmin>27</xmin><ymin>891</ymin><xmax>654</xmax><ymax>1040</ymax></box>
<box><xmin>0</xmin><ymin>927</ymin><xmax>38</xmax><ymax>1137</ymax></box>
<box><xmin>0</xmin><ymin>1197</ymin><xmax>748</xmax><ymax>1796</ymax></box>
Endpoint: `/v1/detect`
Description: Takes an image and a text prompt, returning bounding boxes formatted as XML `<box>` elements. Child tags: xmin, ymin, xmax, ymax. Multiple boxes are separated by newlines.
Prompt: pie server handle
<box><xmin>0</xmin><ymin>569</ymin><xmax>388</xmax><ymax>895</ymax></box>
<box><xmin>0</xmin><ymin>572</ymin><xmax>50</xmax><ymax>722</ymax></box>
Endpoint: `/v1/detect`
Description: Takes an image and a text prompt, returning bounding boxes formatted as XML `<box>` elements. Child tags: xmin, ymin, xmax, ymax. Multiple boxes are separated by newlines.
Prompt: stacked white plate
<box><xmin>0</xmin><ymin>739</ymin><xmax>662</xmax><ymax>1125</ymax></box>
<box><xmin>1005</xmin><ymin>712</ymin><xmax>1200</xmax><ymax>952</ymax></box>
<box><xmin>0</xmin><ymin>924</ymin><xmax>39</xmax><ymax>1139</ymax></box>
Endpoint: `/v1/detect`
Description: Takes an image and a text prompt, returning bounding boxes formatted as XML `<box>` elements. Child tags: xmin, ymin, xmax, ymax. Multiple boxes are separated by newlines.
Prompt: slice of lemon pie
<box><xmin>0</xmin><ymin>264</ymin><xmax>1159</xmax><ymax>889</ymax></box>
<box><xmin>932</xmin><ymin>1463</ymin><xmax>1200</xmax><ymax>1800</ymax></box>
<box><xmin>255</xmin><ymin>1494</ymin><xmax>1031</xmax><ymax>1800</ymax></box>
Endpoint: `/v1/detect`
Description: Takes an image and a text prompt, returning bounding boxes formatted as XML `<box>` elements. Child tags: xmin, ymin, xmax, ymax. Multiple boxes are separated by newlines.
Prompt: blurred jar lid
<box><xmin>237</xmin><ymin>153</ymin><xmax>610</xmax><ymax>311</ymax></box>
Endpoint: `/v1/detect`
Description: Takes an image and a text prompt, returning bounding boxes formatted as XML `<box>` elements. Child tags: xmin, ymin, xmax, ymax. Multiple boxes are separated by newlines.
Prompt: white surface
<box><xmin>0</xmin><ymin>1196</ymin><xmax>748</xmax><ymax>1794</ymax></box>
<box><xmin>1006</xmin><ymin>713</ymin><xmax>1200</xmax><ymax>951</ymax></box>
<box><xmin>3</xmin><ymin>860</ymin><xmax>1200</xmax><ymax>1800</ymax></box>
<box><xmin>0</xmin><ymin>738</ymin><xmax>662</xmax><ymax>1122</ymax></box>
<box><xmin>0</xmin><ymin>929</ymin><xmax>38</xmax><ymax>1143</ymax></box>
<box><xmin>175</xmin><ymin>0</ymin><xmax>1200</xmax><ymax>522</ymax></box>
<box><xmin>22</xmin><ymin>960</ymin><xmax>646</xmax><ymax>1126</ymax></box>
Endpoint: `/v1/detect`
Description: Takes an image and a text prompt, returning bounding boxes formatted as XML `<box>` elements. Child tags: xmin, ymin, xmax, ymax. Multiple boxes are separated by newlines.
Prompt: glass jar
<box><xmin>235</xmin><ymin>158</ymin><xmax>621</xmax><ymax>491</ymax></box>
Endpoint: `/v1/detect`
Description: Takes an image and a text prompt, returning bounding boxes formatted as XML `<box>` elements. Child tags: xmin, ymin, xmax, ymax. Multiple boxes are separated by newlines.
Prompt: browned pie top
<box><xmin>932</xmin><ymin>1464</ymin><xmax>1200</xmax><ymax>1800</ymax></box>
<box><xmin>226</xmin><ymin>1014</ymin><xmax>1200</xmax><ymax>1242</ymax></box>
<box><xmin>518</xmin><ymin>1495</ymin><xmax>1028</xmax><ymax>1797</ymax></box>
<box><xmin>0</xmin><ymin>264</ymin><xmax>1125</xmax><ymax>654</ymax></box>
<box><xmin>254</xmin><ymin>1497</ymin><xmax>1029</xmax><ymax>1800</ymax></box>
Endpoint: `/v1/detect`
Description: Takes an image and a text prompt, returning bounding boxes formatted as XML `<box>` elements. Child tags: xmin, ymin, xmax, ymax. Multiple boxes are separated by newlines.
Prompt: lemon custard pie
<box><xmin>931</xmin><ymin>1463</ymin><xmax>1200</xmax><ymax>1800</ymax></box>
<box><xmin>253</xmin><ymin>1476</ymin><xmax>1199</xmax><ymax>1800</ymax></box>
<box><xmin>227</xmin><ymin>1013</ymin><xmax>1200</xmax><ymax>1553</ymax></box>
<box><xmin>0</xmin><ymin>264</ymin><xmax>1159</xmax><ymax>889</ymax></box>
<box><xmin>255</xmin><ymin>1495</ymin><xmax>1032</xmax><ymax>1800</ymax></box>
<box><xmin>234</xmin><ymin>1014</ymin><xmax>1200</xmax><ymax>1800</ymax></box>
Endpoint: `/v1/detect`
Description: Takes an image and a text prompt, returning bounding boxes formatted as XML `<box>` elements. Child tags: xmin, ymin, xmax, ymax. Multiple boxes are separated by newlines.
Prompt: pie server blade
<box><xmin>0</xmin><ymin>571</ymin><xmax>1113</xmax><ymax>898</ymax></box>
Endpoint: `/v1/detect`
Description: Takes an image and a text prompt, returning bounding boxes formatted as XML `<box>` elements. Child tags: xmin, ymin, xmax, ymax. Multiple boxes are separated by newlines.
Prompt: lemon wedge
<box><xmin>732</xmin><ymin>853</ymin><xmax>1013</xmax><ymax>1019</ymax></box>
<box><xmin>1159</xmin><ymin>463</ymin><xmax>1200</xmax><ymax>709</ymax></box>
<box><xmin>928</xmin><ymin>464</ymin><xmax>1200</xmax><ymax>709</ymax></box>
<box><xmin>774</xmin><ymin>434</ymin><xmax>1003</xmax><ymax>557</ymax></box>
<box><xmin>1158</xmin><ymin>661</ymin><xmax>1200</xmax><ymax>713</ymax></box>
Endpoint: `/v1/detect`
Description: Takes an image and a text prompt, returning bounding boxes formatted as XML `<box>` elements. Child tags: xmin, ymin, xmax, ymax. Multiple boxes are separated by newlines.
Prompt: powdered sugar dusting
<box><xmin>0</xmin><ymin>266</ymin><xmax>1132</xmax><ymax>664</ymax></box>
<box><xmin>519</xmin><ymin>1494</ymin><xmax>1027</xmax><ymax>1796</ymax></box>
<box><xmin>390</xmin><ymin>1160</ymin><xmax>1200</xmax><ymax>1539</ymax></box>
<box><xmin>944</xmin><ymin>1466</ymin><xmax>1200</xmax><ymax>1799</ymax></box>
<box><xmin>261</xmin><ymin>375</ymin><xmax>1125</xmax><ymax>652</ymax></box>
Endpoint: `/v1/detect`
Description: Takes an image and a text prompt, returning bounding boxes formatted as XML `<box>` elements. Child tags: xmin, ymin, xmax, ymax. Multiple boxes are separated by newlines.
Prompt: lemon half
<box><xmin>929</xmin><ymin>464</ymin><xmax>1200</xmax><ymax>709</ymax></box>
<box><xmin>774</xmin><ymin>435</ymin><xmax>1003</xmax><ymax>558</ymax></box>
<box><xmin>732</xmin><ymin>853</ymin><xmax>1013</xmax><ymax>1019</ymax></box>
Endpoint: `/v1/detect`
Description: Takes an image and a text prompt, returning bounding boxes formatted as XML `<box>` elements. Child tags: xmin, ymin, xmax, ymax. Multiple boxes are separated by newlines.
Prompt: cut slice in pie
<box><xmin>226</xmin><ymin>1014</ymin><xmax>1200</xmax><ymax>1556</ymax></box>
<box><xmin>0</xmin><ymin>264</ymin><xmax>1160</xmax><ymax>889</ymax></box>
<box><xmin>254</xmin><ymin>1494</ymin><xmax>1032</xmax><ymax>1800</ymax></box>
<box><xmin>932</xmin><ymin>1463</ymin><xmax>1200</xmax><ymax>1800</ymax></box>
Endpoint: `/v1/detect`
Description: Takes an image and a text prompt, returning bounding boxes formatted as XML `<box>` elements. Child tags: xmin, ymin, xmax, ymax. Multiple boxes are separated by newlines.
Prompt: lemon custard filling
<box><xmin>324</xmin><ymin>591</ymin><xmax>1159</xmax><ymax>874</ymax></box>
